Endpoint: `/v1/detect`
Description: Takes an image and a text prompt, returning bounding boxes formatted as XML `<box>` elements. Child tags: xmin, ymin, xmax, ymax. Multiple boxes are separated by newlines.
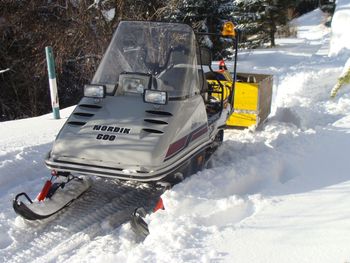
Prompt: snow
<box><xmin>0</xmin><ymin>68</ymin><xmax>10</xmax><ymax>74</ymax></box>
<box><xmin>1</xmin><ymin>6</ymin><xmax>350</xmax><ymax>263</ymax></box>
<box><xmin>329</xmin><ymin>0</ymin><xmax>350</xmax><ymax>56</ymax></box>
<box><xmin>102</xmin><ymin>8</ymin><xmax>115</xmax><ymax>22</ymax></box>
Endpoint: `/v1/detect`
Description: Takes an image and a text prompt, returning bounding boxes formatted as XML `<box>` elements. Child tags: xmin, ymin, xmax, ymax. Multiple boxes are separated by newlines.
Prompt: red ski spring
<box><xmin>36</xmin><ymin>180</ymin><xmax>52</xmax><ymax>201</ymax></box>
<box><xmin>153</xmin><ymin>197</ymin><xmax>164</xmax><ymax>212</ymax></box>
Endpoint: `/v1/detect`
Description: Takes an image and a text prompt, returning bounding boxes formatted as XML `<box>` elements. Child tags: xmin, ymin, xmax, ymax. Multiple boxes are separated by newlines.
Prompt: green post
<box><xmin>45</xmin><ymin>46</ymin><xmax>60</xmax><ymax>119</ymax></box>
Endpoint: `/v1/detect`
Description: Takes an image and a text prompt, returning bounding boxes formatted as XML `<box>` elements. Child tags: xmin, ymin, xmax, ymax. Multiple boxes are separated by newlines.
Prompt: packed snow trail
<box><xmin>1</xmin><ymin>178</ymin><xmax>162</xmax><ymax>262</ymax></box>
<box><xmin>1</xmin><ymin>7</ymin><xmax>350</xmax><ymax>263</ymax></box>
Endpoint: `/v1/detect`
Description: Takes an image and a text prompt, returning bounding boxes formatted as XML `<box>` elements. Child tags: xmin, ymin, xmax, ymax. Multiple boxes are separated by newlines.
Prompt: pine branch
<box><xmin>331</xmin><ymin>67</ymin><xmax>350</xmax><ymax>98</ymax></box>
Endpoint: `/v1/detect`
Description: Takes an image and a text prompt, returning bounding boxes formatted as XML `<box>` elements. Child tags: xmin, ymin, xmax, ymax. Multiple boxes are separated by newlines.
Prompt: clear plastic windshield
<box><xmin>92</xmin><ymin>21</ymin><xmax>200</xmax><ymax>98</ymax></box>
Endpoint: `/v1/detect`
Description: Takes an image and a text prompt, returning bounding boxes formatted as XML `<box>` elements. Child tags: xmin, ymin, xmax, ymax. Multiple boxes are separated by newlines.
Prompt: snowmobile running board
<box><xmin>13</xmin><ymin>176</ymin><xmax>91</xmax><ymax>221</ymax></box>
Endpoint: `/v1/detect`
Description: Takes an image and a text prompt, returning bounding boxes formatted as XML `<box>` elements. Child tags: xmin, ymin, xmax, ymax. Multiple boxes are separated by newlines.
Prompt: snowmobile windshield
<box><xmin>92</xmin><ymin>21</ymin><xmax>200</xmax><ymax>98</ymax></box>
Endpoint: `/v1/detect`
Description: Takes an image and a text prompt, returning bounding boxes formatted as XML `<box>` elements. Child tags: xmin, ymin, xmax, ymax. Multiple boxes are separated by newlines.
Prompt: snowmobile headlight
<box><xmin>118</xmin><ymin>73</ymin><xmax>151</xmax><ymax>95</ymax></box>
<box><xmin>84</xmin><ymin>84</ymin><xmax>106</xmax><ymax>98</ymax></box>
<box><xmin>143</xmin><ymin>89</ymin><xmax>168</xmax><ymax>105</ymax></box>
<box><xmin>122</xmin><ymin>77</ymin><xmax>147</xmax><ymax>94</ymax></box>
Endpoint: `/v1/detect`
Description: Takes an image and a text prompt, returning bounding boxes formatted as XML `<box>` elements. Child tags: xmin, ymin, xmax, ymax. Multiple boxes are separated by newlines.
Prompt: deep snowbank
<box><xmin>329</xmin><ymin>0</ymin><xmax>350</xmax><ymax>56</ymax></box>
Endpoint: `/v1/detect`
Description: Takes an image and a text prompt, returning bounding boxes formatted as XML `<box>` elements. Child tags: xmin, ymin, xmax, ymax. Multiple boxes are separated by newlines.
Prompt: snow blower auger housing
<box><xmin>13</xmin><ymin>21</ymin><xmax>239</xmax><ymax>221</ymax></box>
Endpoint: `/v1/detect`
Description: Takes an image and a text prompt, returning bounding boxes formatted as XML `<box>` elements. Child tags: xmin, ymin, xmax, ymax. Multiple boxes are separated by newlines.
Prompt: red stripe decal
<box><xmin>190</xmin><ymin>125</ymin><xmax>208</xmax><ymax>142</ymax></box>
<box><xmin>165</xmin><ymin>135</ymin><xmax>189</xmax><ymax>159</ymax></box>
<box><xmin>165</xmin><ymin>124</ymin><xmax>208</xmax><ymax>161</ymax></box>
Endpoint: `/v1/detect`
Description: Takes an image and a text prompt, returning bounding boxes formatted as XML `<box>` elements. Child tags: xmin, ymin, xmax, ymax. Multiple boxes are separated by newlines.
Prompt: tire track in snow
<box><xmin>2</xmin><ymin>179</ymin><xmax>162</xmax><ymax>263</ymax></box>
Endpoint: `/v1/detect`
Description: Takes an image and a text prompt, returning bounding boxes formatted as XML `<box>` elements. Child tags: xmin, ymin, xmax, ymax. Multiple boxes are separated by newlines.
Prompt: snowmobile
<box><xmin>13</xmin><ymin>21</ymin><xmax>239</xmax><ymax>222</ymax></box>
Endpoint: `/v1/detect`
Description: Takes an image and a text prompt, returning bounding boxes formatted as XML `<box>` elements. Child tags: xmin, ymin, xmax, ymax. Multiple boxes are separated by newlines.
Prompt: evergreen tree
<box><xmin>233</xmin><ymin>0</ymin><xmax>269</xmax><ymax>48</ymax></box>
<box><xmin>164</xmin><ymin>0</ymin><xmax>235</xmax><ymax>59</ymax></box>
<box><xmin>264</xmin><ymin>0</ymin><xmax>294</xmax><ymax>46</ymax></box>
<box><xmin>234</xmin><ymin>0</ymin><xmax>295</xmax><ymax>47</ymax></box>
<box><xmin>0</xmin><ymin>0</ymin><xmax>168</xmax><ymax>121</ymax></box>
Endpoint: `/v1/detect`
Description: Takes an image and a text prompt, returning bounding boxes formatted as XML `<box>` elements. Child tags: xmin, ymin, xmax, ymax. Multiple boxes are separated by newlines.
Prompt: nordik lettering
<box><xmin>93</xmin><ymin>125</ymin><xmax>131</xmax><ymax>134</ymax></box>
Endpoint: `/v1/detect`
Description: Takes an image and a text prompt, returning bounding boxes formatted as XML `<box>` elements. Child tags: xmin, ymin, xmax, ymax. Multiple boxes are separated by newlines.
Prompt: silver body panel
<box><xmin>46</xmin><ymin>95</ymin><xmax>213</xmax><ymax>181</ymax></box>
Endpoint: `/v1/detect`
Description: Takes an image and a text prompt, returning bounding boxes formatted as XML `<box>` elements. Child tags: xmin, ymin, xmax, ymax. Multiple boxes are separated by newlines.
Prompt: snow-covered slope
<box><xmin>1</xmin><ymin>7</ymin><xmax>350</xmax><ymax>263</ymax></box>
<box><xmin>329</xmin><ymin>0</ymin><xmax>350</xmax><ymax>56</ymax></box>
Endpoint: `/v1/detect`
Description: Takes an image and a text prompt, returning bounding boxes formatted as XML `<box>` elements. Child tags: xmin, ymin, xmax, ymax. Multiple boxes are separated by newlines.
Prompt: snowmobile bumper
<box><xmin>45</xmin><ymin>141</ymin><xmax>210</xmax><ymax>182</ymax></box>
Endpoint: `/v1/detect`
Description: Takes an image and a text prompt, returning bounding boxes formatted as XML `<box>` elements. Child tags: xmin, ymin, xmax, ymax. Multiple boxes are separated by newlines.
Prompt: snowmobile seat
<box><xmin>169</xmin><ymin>46</ymin><xmax>189</xmax><ymax>65</ymax></box>
<box><xmin>198</xmin><ymin>69</ymin><xmax>208</xmax><ymax>93</ymax></box>
<box><xmin>197</xmin><ymin>47</ymin><xmax>211</xmax><ymax>67</ymax></box>
<box><xmin>158</xmin><ymin>67</ymin><xmax>188</xmax><ymax>91</ymax></box>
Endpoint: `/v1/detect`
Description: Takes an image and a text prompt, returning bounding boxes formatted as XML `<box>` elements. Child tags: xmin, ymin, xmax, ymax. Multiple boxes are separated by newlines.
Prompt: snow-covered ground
<box><xmin>1</xmin><ymin>6</ymin><xmax>350</xmax><ymax>263</ymax></box>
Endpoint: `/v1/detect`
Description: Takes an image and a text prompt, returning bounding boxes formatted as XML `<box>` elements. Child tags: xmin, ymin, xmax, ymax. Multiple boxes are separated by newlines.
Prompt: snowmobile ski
<box><xmin>131</xmin><ymin>207</ymin><xmax>150</xmax><ymax>238</ymax></box>
<box><xmin>131</xmin><ymin>197</ymin><xmax>165</xmax><ymax>238</ymax></box>
<box><xmin>13</xmin><ymin>175</ymin><xmax>91</xmax><ymax>221</ymax></box>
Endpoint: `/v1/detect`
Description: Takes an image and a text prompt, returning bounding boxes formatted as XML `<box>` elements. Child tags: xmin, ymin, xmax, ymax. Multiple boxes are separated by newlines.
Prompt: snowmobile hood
<box><xmin>49</xmin><ymin>94</ymin><xmax>208</xmax><ymax>174</ymax></box>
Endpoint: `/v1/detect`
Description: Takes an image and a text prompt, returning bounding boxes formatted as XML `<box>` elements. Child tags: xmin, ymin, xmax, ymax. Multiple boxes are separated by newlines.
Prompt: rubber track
<box><xmin>2</xmin><ymin>179</ymin><xmax>163</xmax><ymax>263</ymax></box>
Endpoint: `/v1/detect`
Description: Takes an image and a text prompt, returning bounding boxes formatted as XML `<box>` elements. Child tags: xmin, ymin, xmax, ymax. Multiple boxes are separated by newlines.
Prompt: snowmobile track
<box><xmin>2</xmin><ymin>178</ymin><xmax>163</xmax><ymax>263</ymax></box>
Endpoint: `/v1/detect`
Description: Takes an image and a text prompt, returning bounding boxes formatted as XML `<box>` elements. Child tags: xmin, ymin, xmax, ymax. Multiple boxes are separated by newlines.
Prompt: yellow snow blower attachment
<box><xmin>208</xmin><ymin>70</ymin><xmax>273</xmax><ymax>128</ymax></box>
<box><xmin>227</xmin><ymin>73</ymin><xmax>273</xmax><ymax>128</ymax></box>
<box><xmin>206</xmin><ymin>60</ymin><xmax>273</xmax><ymax>128</ymax></box>
<box><xmin>199</xmin><ymin>21</ymin><xmax>273</xmax><ymax>129</ymax></box>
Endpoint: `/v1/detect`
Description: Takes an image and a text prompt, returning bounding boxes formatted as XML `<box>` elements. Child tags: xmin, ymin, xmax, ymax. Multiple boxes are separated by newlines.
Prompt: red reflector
<box><xmin>37</xmin><ymin>180</ymin><xmax>52</xmax><ymax>201</ymax></box>
<box><xmin>153</xmin><ymin>197</ymin><xmax>164</xmax><ymax>212</ymax></box>
<box><xmin>219</xmin><ymin>59</ymin><xmax>227</xmax><ymax>70</ymax></box>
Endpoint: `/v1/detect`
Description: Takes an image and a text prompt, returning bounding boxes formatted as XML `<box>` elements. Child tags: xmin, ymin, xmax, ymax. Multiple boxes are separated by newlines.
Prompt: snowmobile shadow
<box><xmin>5</xmin><ymin>178</ymin><xmax>162</xmax><ymax>263</ymax></box>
